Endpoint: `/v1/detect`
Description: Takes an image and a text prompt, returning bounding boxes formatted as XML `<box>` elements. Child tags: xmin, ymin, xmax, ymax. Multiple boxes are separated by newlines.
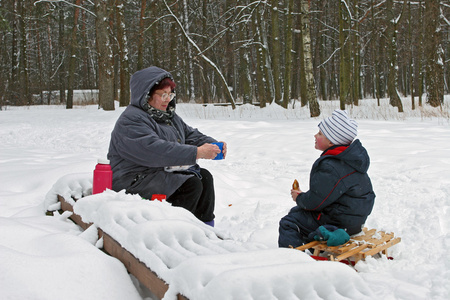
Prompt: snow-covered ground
<box><xmin>0</xmin><ymin>97</ymin><xmax>449</xmax><ymax>299</ymax></box>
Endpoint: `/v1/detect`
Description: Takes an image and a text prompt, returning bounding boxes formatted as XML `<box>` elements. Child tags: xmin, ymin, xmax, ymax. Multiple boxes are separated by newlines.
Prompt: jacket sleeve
<box><xmin>296</xmin><ymin>161</ymin><xmax>348</xmax><ymax>211</ymax></box>
<box><xmin>112</xmin><ymin>114</ymin><xmax>198</xmax><ymax>168</ymax></box>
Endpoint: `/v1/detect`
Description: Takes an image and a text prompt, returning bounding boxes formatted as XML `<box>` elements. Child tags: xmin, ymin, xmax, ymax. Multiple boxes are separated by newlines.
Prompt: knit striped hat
<box><xmin>318</xmin><ymin>110</ymin><xmax>358</xmax><ymax>145</ymax></box>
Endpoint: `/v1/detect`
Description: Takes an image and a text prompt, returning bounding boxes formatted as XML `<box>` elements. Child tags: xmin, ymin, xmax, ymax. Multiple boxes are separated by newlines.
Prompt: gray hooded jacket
<box><xmin>107</xmin><ymin>66</ymin><xmax>217</xmax><ymax>197</ymax></box>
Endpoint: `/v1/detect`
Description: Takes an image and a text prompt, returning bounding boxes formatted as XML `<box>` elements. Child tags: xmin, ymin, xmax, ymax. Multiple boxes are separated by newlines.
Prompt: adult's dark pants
<box><xmin>167</xmin><ymin>168</ymin><xmax>215</xmax><ymax>222</ymax></box>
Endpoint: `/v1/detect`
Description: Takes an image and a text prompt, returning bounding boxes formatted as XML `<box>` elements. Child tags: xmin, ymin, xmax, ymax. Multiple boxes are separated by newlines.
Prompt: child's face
<box><xmin>314</xmin><ymin>130</ymin><xmax>333</xmax><ymax>151</ymax></box>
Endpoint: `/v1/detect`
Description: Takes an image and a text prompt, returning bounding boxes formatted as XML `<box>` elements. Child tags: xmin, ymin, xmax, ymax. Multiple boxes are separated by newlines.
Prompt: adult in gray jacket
<box><xmin>108</xmin><ymin>66</ymin><xmax>226</xmax><ymax>226</ymax></box>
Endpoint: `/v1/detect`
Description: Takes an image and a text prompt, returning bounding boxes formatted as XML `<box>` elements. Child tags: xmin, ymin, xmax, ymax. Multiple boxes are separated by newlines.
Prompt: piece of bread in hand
<box><xmin>292</xmin><ymin>179</ymin><xmax>299</xmax><ymax>191</ymax></box>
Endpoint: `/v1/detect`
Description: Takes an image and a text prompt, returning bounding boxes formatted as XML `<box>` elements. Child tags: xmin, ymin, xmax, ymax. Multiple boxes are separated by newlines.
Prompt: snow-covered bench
<box><xmin>46</xmin><ymin>173</ymin><xmax>377</xmax><ymax>300</ymax></box>
<box><xmin>56</xmin><ymin>194</ymin><xmax>178</xmax><ymax>299</ymax></box>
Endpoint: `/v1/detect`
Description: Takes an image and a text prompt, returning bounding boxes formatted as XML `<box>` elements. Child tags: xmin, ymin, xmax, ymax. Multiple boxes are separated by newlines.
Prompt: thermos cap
<box><xmin>97</xmin><ymin>158</ymin><xmax>110</xmax><ymax>165</ymax></box>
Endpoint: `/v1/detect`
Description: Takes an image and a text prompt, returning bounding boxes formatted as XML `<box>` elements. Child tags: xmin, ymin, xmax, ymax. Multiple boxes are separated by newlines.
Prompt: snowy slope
<box><xmin>0</xmin><ymin>98</ymin><xmax>449</xmax><ymax>299</ymax></box>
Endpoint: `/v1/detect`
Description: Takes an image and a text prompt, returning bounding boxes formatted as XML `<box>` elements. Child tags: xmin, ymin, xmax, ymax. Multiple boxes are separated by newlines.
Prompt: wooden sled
<box><xmin>295</xmin><ymin>227</ymin><xmax>401</xmax><ymax>264</ymax></box>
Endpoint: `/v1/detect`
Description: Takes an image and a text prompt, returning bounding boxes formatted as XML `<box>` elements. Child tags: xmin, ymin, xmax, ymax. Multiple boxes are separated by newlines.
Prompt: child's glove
<box><xmin>309</xmin><ymin>225</ymin><xmax>350</xmax><ymax>246</ymax></box>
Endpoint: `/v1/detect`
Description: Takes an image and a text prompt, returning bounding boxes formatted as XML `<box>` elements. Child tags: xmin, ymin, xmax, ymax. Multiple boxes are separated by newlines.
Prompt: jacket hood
<box><xmin>129</xmin><ymin>66</ymin><xmax>175</xmax><ymax>111</ymax></box>
<box><xmin>328</xmin><ymin>139</ymin><xmax>370</xmax><ymax>173</ymax></box>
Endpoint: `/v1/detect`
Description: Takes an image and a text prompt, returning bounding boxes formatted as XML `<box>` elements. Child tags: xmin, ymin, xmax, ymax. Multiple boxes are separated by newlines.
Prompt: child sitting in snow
<box><xmin>278</xmin><ymin>110</ymin><xmax>375</xmax><ymax>248</ymax></box>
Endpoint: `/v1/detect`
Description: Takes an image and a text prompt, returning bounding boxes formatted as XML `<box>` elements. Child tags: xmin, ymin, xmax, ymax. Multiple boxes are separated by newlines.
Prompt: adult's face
<box><xmin>148</xmin><ymin>86</ymin><xmax>174</xmax><ymax>111</ymax></box>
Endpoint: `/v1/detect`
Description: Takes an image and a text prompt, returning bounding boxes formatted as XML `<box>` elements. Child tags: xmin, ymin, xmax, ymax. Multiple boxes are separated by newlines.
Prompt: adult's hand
<box><xmin>219</xmin><ymin>141</ymin><xmax>227</xmax><ymax>159</ymax></box>
<box><xmin>197</xmin><ymin>143</ymin><xmax>221</xmax><ymax>159</ymax></box>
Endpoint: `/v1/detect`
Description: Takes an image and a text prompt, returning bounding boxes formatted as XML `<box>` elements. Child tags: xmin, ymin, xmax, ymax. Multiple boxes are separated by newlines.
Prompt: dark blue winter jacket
<box><xmin>107</xmin><ymin>66</ymin><xmax>217</xmax><ymax>197</ymax></box>
<box><xmin>296</xmin><ymin>139</ymin><xmax>375</xmax><ymax>235</ymax></box>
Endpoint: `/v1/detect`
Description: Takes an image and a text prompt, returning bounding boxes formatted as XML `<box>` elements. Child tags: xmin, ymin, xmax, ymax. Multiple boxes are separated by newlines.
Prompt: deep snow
<box><xmin>0</xmin><ymin>98</ymin><xmax>449</xmax><ymax>299</ymax></box>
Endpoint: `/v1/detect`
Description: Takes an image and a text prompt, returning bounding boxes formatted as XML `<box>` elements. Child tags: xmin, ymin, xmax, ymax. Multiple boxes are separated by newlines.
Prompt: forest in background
<box><xmin>0</xmin><ymin>0</ymin><xmax>449</xmax><ymax>116</ymax></box>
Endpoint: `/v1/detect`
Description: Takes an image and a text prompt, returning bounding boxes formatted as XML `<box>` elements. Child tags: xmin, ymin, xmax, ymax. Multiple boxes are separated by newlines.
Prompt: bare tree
<box><xmin>339</xmin><ymin>0</ymin><xmax>351</xmax><ymax>109</ymax></box>
<box><xmin>137</xmin><ymin>0</ymin><xmax>146</xmax><ymax>71</ymax></box>
<box><xmin>424</xmin><ymin>0</ymin><xmax>444</xmax><ymax>107</ymax></box>
<box><xmin>57</xmin><ymin>2</ymin><xmax>66</xmax><ymax>104</ymax></box>
<box><xmin>270</xmin><ymin>0</ymin><xmax>282</xmax><ymax>105</ymax></box>
<box><xmin>115</xmin><ymin>0</ymin><xmax>130</xmax><ymax>107</ymax></box>
<box><xmin>2</xmin><ymin>0</ymin><xmax>449</xmax><ymax>115</ymax></box>
<box><xmin>163</xmin><ymin>0</ymin><xmax>236</xmax><ymax>108</ymax></box>
<box><xmin>95</xmin><ymin>0</ymin><xmax>115</xmax><ymax>110</ymax></box>
<box><xmin>418</xmin><ymin>0</ymin><xmax>424</xmax><ymax>107</ymax></box>
<box><xmin>407</xmin><ymin>1</ymin><xmax>415</xmax><ymax>110</ymax></box>
<box><xmin>300</xmin><ymin>0</ymin><xmax>320</xmax><ymax>117</ymax></box>
<box><xmin>66</xmin><ymin>0</ymin><xmax>82</xmax><ymax>109</ymax></box>
<box><xmin>351</xmin><ymin>0</ymin><xmax>360</xmax><ymax>106</ymax></box>
<box><xmin>238</xmin><ymin>15</ymin><xmax>251</xmax><ymax>104</ymax></box>
<box><xmin>9</xmin><ymin>0</ymin><xmax>19</xmax><ymax>105</ymax></box>
<box><xmin>282</xmin><ymin>0</ymin><xmax>294</xmax><ymax>108</ymax></box>
<box><xmin>252</xmin><ymin>2</ymin><xmax>271</xmax><ymax>107</ymax></box>
<box><xmin>18</xmin><ymin>0</ymin><xmax>31</xmax><ymax>105</ymax></box>
<box><xmin>385</xmin><ymin>0</ymin><xmax>406</xmax><ymax>112</ymax></box>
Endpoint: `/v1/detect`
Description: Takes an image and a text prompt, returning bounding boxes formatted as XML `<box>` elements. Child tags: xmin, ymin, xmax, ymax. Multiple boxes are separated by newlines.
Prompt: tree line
<box><xmin>0</xmin><ymin>0</ymin><xmax>449</xmax><ymax>116</ymax></box>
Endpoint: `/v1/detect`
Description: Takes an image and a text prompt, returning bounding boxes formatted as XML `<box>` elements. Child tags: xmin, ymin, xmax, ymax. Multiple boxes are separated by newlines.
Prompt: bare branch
<box><xmin>162</xmin><ymin>0</ymin><xmax>236</xmax><ymax>108</ymax></box>
<box><xmin>34</xmin><ymin>0</ymin><xmax>96</xmax><ymax>17</ymax></box>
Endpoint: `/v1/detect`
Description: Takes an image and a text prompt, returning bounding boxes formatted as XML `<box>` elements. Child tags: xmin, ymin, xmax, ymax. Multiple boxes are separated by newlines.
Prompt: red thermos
<box><xmin>92</xmin><ymin>159</ymin><xmax>112</xmax><ymax>194</ymax></box>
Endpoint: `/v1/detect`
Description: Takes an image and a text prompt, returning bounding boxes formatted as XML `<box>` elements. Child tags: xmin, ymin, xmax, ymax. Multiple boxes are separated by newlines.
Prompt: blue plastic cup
<box><xmin>212</xmin><ymin>142</ymin><xmax>224</xmax><ymax>160</ymax></box>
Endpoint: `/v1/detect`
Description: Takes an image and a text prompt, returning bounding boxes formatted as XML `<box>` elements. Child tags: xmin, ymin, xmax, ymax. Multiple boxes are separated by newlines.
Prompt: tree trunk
<box><xmin>282</xmin><ymin>0</ymin><xmax>294</xmax><ymax>108</ymax></box>
<box><xmin>339</xmin><ymin>0</ymin><xmax>350</xmax><ymax>110</ymax></box>
<box><xmin>408</xmin><ymin>1</ymin><xmax>415</xmax><ymax>110</ymax></box>
<box><xmin>318</xmin><ymin>1</ymin><xmax>327</xmax><ymax>100</ymax></box>
<box><xmin>238</xmin><ymin>21</ymin><xmax>251</xmax><ymax>104</ymax></box>
<box><xmin>223</xmin><ymin>0</ymin><xmax>234</xmax><ymax>104</ymax></box>
<box><xmin>10</xmin><ymin>0</ymin><xmax>19</xmax><ymax>105</ymax></box>
<box><xmin>58</xmin><ymin>3</ymin><xmax>66</xmax><ymax>104</ymax></box>
<box><xmin>418</xmin><ymin>0</ymin><xmax>423</xmax><ymax>107</ymax></box>
<box><xmin>200</xmin><ymin>0</ymin><xmax>210</xmax><ymax>104</ymax></box>
<box><xmin>116</xmin><ymin>0</ymin><xmax>130</xmax><ymax>107</ymax></box>
<box><xmin>19</xmin><ymin>0</ymin><xmax>30</xmax><ymax>105</ymax></box>
<box><xmin>253</xmin><ymin>3</ymin><xmax>268</xmax><ymax>108</ymax></box>
<box><xmin>80</xmin><ymin>10</ymin><xmax>90</xmax><ymax>90</ymax></box>
<box><xmin>66</xmin><ymin>0</ymin><xmax>82</xmax><ymax>109</ymax></box>
<box><xmin>259</xmin><ymin>3</ymin><xmax>273</xmax><ymax>106</ymax></box>
<box><xmin>169</xmin><ymin>3</ymin><xmax>179</xmax><ymax>92</ymax></box>
<box><xmin>386</xmin><ymin>0</ymin><xmax>404</xmax><ymax>112</ymax></box>
<box><xmin>370</xmin><ymin>0</ymin><xmax>380</xmax><ymax>105</ymax></box>
<box><xmin>424</xmin><ymin>0</ymin><xmax>444</xmax><ymax>107</ymax></box>
<box><xmin>300</xmin><ymin>0</ymin><xmax>319</xmax><ymax>117</ymax></box>
<box><xmin>351</xmin><ymin>0</ymin><xmax>360</xmax><ymax>106</ymax></box>
<box><xmin>291</xmin><ymin>27</ymin><xmax>300</xmax><ymax>104</ymax></box>
<box><xmin>183</xmin><ymin>0</ymin><xmax>195</xmax><ymax>102</ymax></box>
<box><xmin>112</xmin><ymin>13</ymin><xmax>119</xmax><ymax>104</ymax></box>
<box><xmin>137</xmin><ymin>0</ymin><xmax>146</xmax><ymax>70</ymax></box>
<box><xmin>270</xmin><ymin>0</ymin><xmax>282</xmax><ymax>105</ymax></box>
<box><xmin>298</xmin><ymin>8</ymin><xmax>307</xmax><ymax>108</ymax></box>
<box><xmin>34</xmin><ymin>13</ymin><xmax>44</xmax><ymax>105</ymax></box>
<box><xmin>95</xmin><ymin>0</ymin><xmax>115</xmax><ymax>111</ymax></box>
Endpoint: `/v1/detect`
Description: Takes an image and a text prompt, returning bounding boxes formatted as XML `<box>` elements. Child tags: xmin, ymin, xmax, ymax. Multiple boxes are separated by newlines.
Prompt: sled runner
<box><xmin>295</xmin><ymin>227</ymin><xmax>401</xmax><ymax>264</ymax></box>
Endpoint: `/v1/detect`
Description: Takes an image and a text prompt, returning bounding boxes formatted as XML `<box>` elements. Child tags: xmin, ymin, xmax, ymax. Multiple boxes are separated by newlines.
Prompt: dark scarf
<box><xmin>147</xmin><ymin>106</ymin><xmax>175</xmax><ymax>123</ymax></box>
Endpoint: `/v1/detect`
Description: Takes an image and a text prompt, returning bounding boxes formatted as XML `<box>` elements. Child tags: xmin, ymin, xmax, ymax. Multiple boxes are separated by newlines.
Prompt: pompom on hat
<box><xmin>318</xmin><ymin>110</ymin><xmax>358</xmax><ymax>145</ymax></box>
